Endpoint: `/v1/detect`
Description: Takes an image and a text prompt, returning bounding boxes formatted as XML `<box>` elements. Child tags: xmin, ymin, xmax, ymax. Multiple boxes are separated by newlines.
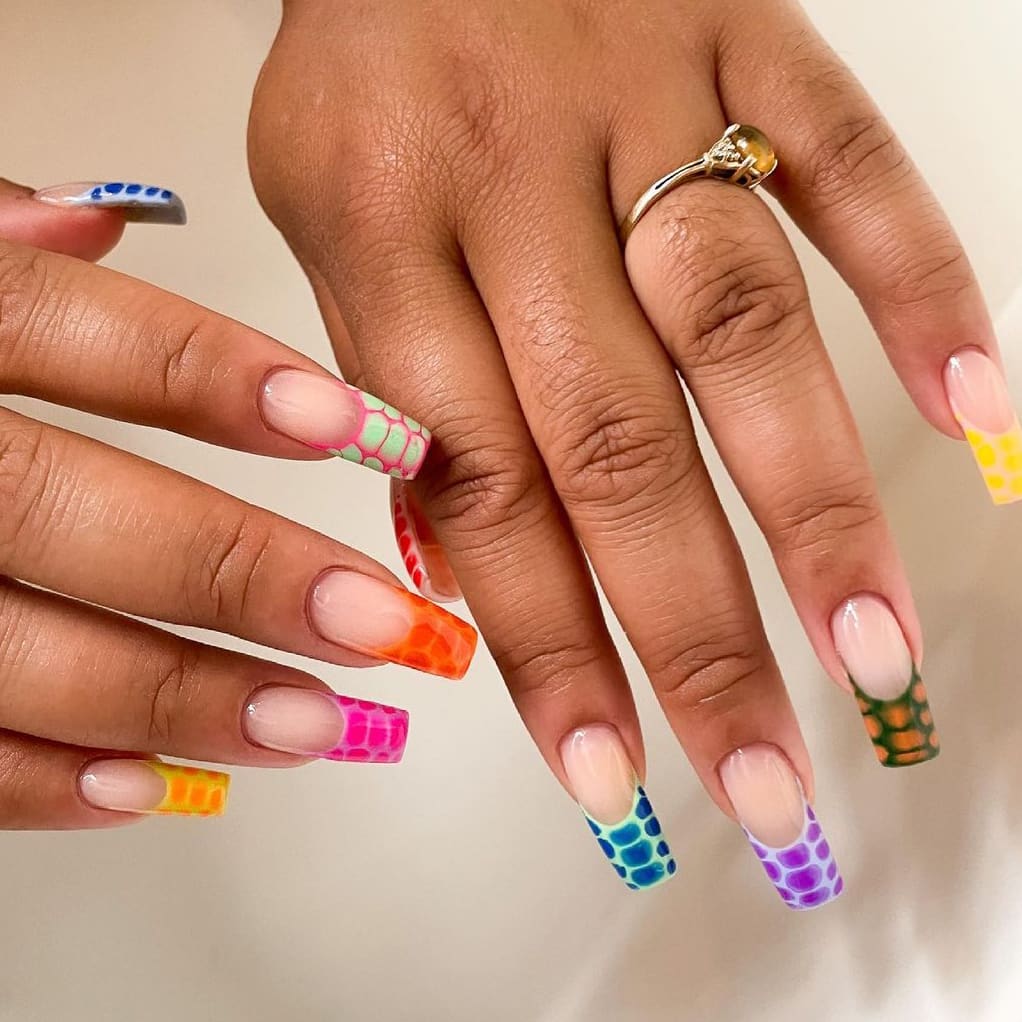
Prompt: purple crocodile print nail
<box><xmin>744</xmin><ymin>804</ymin><xmax>843</xmax><ymax>910</ymax></box>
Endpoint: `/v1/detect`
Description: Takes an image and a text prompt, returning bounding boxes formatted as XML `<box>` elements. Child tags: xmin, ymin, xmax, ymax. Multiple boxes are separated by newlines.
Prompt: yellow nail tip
<box><xmin>148</xmin><ymin>762</ymin><xmax>230</xmax><ymax>817</ymax></box>
<box><xmin>961</xmin><ymin>418</ymin><xmax>1022</xmax><ymax>505</ymax></box>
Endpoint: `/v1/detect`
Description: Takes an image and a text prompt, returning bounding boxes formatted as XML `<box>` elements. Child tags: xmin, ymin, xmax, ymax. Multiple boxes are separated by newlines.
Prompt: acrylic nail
<box><xmin>720</xmin><ymin>745</ymin><xmax>842</xmax><ymax>910</ymax></box>
<box><xmin>945</xmin><ymin>348</ymin><xmax>1022</xmax><ymax>505</ymax></box>
<box><xmin>560</xmin><ymin>724</ymin><xmax>676</xmax><ymax>890</ymax></box>
<box><xmin>79</xmin><ymin>760</ymin><xmax>229</xmax><ymax>816</ymax></box>
<box><xmin>244</xmin><ymin>686</ymin><xmax>409</xmax><ymax>763</ymax></box>
<box><xmin>391</xmin><ymin>481</ymin><xmax>461</xmax><ymax>602</ymax></box>
<box><xmin>260</xmin><ymin>370</ymin><xmax>431</xmax><ymax>479</ymax></box>
<box><xmin>309</xmin><ymin>569</ymin><xmax>477</xmax><ymax>680</ymax></box>
<box><xmin>33</xmin><ymin>181</ymin><xmax>186</xmax><ymax>225</ymax></box>
<box><xmin>832</xmin><ymin>594</ymin><xmax>939</xmax><ymax>767</ymax></box>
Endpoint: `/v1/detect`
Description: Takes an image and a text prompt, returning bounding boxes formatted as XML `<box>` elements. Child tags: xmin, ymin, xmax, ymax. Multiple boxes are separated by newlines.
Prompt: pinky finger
<box><xmin>0</xmin><ymin>731</ymin><xmax>229</xmax><ymax>830</ymax></box>
<box><xmin>391</xmin><ymin>481</ymin><xmax>462</xmax><ymax>603</ymax></box>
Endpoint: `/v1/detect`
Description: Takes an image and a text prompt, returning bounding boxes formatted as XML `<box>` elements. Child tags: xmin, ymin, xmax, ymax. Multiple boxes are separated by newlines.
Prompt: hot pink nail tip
<box><xmin>329</xmin><ymin>695</ymin><xmax>409</xmax><ymax>763</ymax></box>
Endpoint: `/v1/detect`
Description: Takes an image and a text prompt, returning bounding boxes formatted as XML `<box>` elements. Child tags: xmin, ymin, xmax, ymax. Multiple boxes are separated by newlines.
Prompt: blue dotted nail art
<box><xmin>584</xmin><ymin>786</ymin><xmax>676</xmax><ymax>890</ymax></box>
<box><xmin>36</xmin><ymin>182</ymin><xmax>186</xmax><ymax>225</ymax></box>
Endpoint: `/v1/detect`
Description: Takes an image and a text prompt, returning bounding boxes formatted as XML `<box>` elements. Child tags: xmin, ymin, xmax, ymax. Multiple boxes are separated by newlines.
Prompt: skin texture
<box><xmin>248</xmin><ymin>0</ymin><xmax>998</xmax><ymax>825</ymax></box>
<box><xmin>0</xmin><ymin>180</ymin><xmax>476</xmax><ymax>829</ymax></box>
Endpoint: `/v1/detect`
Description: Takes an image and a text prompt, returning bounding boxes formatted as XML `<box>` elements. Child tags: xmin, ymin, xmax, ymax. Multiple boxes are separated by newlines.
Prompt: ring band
<box><xmin>619</xmin><ymin>124</ymin><xmax>778</xmax><ymax>245</ymax></box>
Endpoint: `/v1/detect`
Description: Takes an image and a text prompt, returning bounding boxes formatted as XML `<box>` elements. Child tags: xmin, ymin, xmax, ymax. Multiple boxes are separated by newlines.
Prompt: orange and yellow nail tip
<box><xmin>148</xmin><ymin>762</ymin><xmax>230</xmax><ymax>816</ymax></box>
<box><xmin>961</xmin><ymin>420</ymin><xmax>1022</xmax><ymax>505</ymax></box>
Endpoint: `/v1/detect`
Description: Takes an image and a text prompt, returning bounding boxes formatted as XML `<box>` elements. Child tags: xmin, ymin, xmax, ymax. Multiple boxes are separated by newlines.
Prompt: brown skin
<box><xmin>248</xmin><ymin>0</ymin><xmax>994</xmax><ymax>816</ymax></box>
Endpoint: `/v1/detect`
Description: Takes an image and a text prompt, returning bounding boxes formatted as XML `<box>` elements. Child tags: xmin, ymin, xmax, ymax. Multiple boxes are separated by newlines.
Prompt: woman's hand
<box><xmin>247</xmin><ymin>0</ymin><xmax>1017</xmax><ymax>903</ymax></box>
<box><xmin>0</xmin><ymin>178</ymin><xmax>476</xmax><ymax>829</ymax></box>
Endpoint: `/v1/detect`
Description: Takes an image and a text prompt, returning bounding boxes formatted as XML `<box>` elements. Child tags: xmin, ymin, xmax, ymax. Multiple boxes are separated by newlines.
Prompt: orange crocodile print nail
<box><xmin>309</xmin><ymin>569</ymin><xmax>477</xmax><ymax>680</ymax></box>
<box><xmin>79</xmin><ymin>760</ymin><xmax>230</xmax><ymax>816</ymax></box>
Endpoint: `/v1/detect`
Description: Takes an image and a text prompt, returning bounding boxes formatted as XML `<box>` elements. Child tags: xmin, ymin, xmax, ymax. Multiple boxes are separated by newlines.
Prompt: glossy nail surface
<box><xmin>309</xmin><ymin>570</ymin><xmax>477</xmax><ymax>680</ymax></box>
<box><xmin>945</xmin><ymin>348</ymin><xmax>1022</xmax><ymax>505</ymax></box>
<box><xmin>244</xmin><ymin>687</ymin><xmax>409</xmax><ymax>763</ymax></box>
<box><xmin>391</xmin><ymin>481</ymin><xmax>461</xmax><ymax>602</ymax></box>
<box><xmin>832</xmin><ymin>594</ymin><xmax>939</xmax><ymax>767</ymax></box>
<box><xmin>560</xmin><ymin>725</ymin><xmax>676</xmax><ymax>890</ymax></box>
<box><xmin>720</xmin><ymin>745</ymin><xmax>842</xmax><ymax>910</ymax></box>
<box><xmin>261</xmin><ymin>370</ymin><xmax>431</xmax><ymax>479</ymax></box>
<box><xmin>80</xmin><ymin>760</ymin><xmax>229</xmax><ymax>816</ymax></box>
<box><xmin>33</xmin><ymin>181</ymin><xmax>186</xmax><ymax>224</ymax></box>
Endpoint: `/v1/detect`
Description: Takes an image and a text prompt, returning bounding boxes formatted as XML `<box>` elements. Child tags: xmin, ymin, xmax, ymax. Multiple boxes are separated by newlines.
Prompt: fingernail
<box><xmin>32</xmin><ymin>181</ymin><xmax>186</xmax><ymax>225</ymax></box>
<box><xmin>560</xmin><ymin>724</ymin><xmax>676</xmax><ymax>890</ymax></box>
<box><xmin>260</xmin><ymin>369</ymin><xmax>431</xmax><ymax>479</ymax></box>
<box><xmin>244</xmin><ymin>686</ymin><xmax>409</xmax><ymax>763</ymax></box>
<box><xmin>309</xmin><ymin>570</ymin><xmax>477</xmax><ymax>680</ymax></box>
<box><xmin>391</xmin><ymin>481</ymin><xmax>461</xmax><ymax>602</ymax></box>
<box><xmin>720</xmin><ymin>745</ymin><xmax>842</xmax><ymax>910</ymax></box>
<box><xmin>832</xmin><ymin>594</ymin><xmax>939</xmax><ymax>767</ymax></box>
<box><xmin>79</xmin><ymin>760</ymin><xmax>229</xmax><ymax>816</ymax></box>
<box><xmin>945</xmin><ymin>348</ymin><xmax>1022</xmax><ymax>505</ymax></box>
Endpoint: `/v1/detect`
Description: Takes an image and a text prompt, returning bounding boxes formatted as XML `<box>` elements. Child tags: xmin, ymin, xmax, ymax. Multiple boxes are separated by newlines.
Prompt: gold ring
<box><xmin>619</xmin><ymin>124</ymin><xmax>777</xmax><ymax>245</ymax></box>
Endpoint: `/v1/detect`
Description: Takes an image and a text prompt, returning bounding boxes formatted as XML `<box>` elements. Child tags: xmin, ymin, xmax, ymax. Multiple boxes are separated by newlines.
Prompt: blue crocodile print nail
<box><xmin>584</xmin><ymin>786</ymin><xmax>676</xmax><ymax>890</ymax></box>
<box><xmin>33</xmin><ymin>181</ymin><xmax>186</xmax><ymax>225</ymax></box>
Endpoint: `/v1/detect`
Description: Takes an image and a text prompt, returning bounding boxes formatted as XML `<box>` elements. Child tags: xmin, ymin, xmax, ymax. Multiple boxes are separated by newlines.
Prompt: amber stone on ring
<box><xmin>729</xmin><ymin>125</ymin><xmax>776</xmax><ymax>174</ymax></box>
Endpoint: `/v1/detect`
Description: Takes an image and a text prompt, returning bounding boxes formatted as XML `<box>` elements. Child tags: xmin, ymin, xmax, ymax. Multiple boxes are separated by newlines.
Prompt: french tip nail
<box><xmin>561</xmin><ymin>725</ymin><xmax>676</xmax><ymax>890</ymax></box>
<box><xmin>32</xmin><ymin>181</ymin><xmax>186</xmax><ymax>225</ymax></box>
<box><xmin>391</xmin><ymin>483</ymin><xmax>463</xmax><ymax>603</ymax></box>
<box><xmin>721</xmin><ymin>745</ymin><xmax>842</xmax><ymax>909</ymax></box>
<box><xmin>80</xmin><ymin>760</ymin><xmax>229</xmax><ymax>817</ymax></box>
<box><xmin>945</xmin><ymin>348</ymin><xmax>1022</xmax><ymax>505</ymax></box>
<box><xmin>244</xmin><ymin>687</ymin><xmax>409</xmax><ymax>763</ymax></box>
<box><xmin>330</xmin><ymin>384</ymin><xmax>431</xmax><ymax>479</ymax></box>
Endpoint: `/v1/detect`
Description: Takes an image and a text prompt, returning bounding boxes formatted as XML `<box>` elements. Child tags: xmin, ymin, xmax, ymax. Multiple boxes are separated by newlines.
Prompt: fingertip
<box><xmin>0</xmin><ymin>181</ymin><xmax>126</xmax><ymax>260</ymax></box>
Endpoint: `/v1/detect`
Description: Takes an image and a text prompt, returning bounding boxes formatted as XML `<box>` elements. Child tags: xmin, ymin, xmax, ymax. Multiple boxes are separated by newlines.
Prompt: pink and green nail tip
<box><xmin>584</xmin><ymin>786</ymin><xmax>676</xmax><ymax>890</ymax></box>
<box><xmin>746</xmin><ymin>804</ymin><xmax>843</xmax><ymax>910</ymax></box>
<box><xmin>326</xmin><ymin>386</ymin><xmax>431</xmax><ymax>480</ymax></box>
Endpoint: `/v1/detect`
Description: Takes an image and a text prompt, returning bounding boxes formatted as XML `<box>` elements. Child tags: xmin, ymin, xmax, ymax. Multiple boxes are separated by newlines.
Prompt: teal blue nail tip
<box><xmin>583</xmin><ymin>785</ymin><xmax>676</xmax><ymax>890</ymax></box>
<box><xmin>32</xmin><ymin>181</ymin><xmax>186</xmax><ymax>225</ymax></box>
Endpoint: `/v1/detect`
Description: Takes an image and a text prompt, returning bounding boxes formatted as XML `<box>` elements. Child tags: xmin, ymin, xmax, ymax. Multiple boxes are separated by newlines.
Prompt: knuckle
<box><xmin>654</xmin><ymin>632</ymin><xmax>767</xmax><ymax>713</ymax></box>
<box><xmin>185</xmin><ymin>513</ymin><xmax>276</xmax><ymax>628</ymax></box>
<box><xmin>146</xmin><ymin>646</ymin><xmax>203</xmax><ymax>745</ymax></box>
<box><xmin>805</xmin><ymin>110</ymin><xmax>911</xmax><ymax>204</ymax></box>
<box><xmin>152</xmin><ymin>315</ymin><xmax>209</xmax><ymax>407</ymax></box>
<box><xmin>555</xmin><ymin>397</ymin><xmax>691</xmax><ymax>511</ymax></box>
<box><xmin>0</xmin><ymin>245</ymin><xmax>52</xmax><ymax>374</ymax></box>
<box><xmin>878</xmin><ymin>242</ymin><xmax>976</xmax><ymax>314</ymax></box>
<box><xmin>0</xmin><ymin>416</ymin><xmax>55</xmax><ymax>565</ymax></box>
<box><xmin>771</xmin><ymin>481</ymin><xmax>884</xmax><ymax>561</ymax></box>
<box><xmin>655</xmin><ymin>207</ymin><xmax>810</xmax><ymax>366</ymax></box>
<box><xmin>490</xmin><ymin>638</ymin><xmax>609</xmax><ymax>706</ymax></box>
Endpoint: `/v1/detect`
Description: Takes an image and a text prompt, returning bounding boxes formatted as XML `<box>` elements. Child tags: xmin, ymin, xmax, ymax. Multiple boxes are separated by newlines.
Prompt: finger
<box><xmin>290</xmin><ymin>232</ymin><xmax>664</xmax><ymax>889</ymax></box>
<box><xmin>461</xmin><ymin>123</ymin><xmax>837</xmax><ymax>902</ymax></box>
<box><xmin>391</xmin><ymin>480</ymin><xmax>462</xmax><ymax>603</ymax></box>
<box><xmin>0</xmin><ymin>239</ymin><xmax>431</xmax><ymax>479</ymax></box>
<box><xmin>715</xmin><ymin>7</ymin><xmax>1022</xmax><ymax>505</ymax></box>
<box><xmin>0</xmin><ymin>729</ymin><xmax>228</xmax><ymax>829</ymax></box>
<box><xmin>0</xmin><ymin>408</ymin><xmax>475</xmax><ymax>679</ymax></box>
<box><xmin>615</xmin><ymin>121</ymin><xmax>937</xmax><ymax>769</ymax></box>
<box><xmin>0</xmin><ymin>577</ymin><xmax>409</xmax><ymax>765</ymax></box>
<box><xmin>0</xmin><ymin>178</ymin><xmax>125</xmax><ymax>260</ymax></box>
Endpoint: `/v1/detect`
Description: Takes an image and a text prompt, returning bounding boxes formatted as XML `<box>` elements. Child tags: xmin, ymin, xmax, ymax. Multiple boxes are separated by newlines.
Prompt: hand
<box><xmin>0</xmin><ymin>178</ymin><xmax>476</xmax><ymax>829</ymax></box>
<box><xmin>247</xmin><ymin>0</ymin><xmax>1016</xmax><ymax>903</ymax></box>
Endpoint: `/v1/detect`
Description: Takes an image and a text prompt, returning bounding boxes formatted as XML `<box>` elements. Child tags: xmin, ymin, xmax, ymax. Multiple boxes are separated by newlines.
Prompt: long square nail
<box><xmin>832</xmin><ymin>594</ymin><xmax>939</xmax><ymax>767</ymax></box>
<box><xmin>80</xmin><ymin>760</ymin><xmax>229</xmax><ymax>816</ymax></box>
<box><xmin>309</xmin><ymin>570</ymin><xmax>477</xmax><ymax>680</ymax></box>
<box><xmin>244</xmin><ymin>687</ymin><xmax>409</xmax><ymax>763</ymax></box>
<box><xmin>560</xmin><ymin>725</ymin><xmax>676</xmax><ymax>890</ymax></box>
<box><xmin>720</xmin><ymin>745</ymin><xmax>842</xmax><ymax>910</ymax></box>
<box><xmin>33</xmin><ymin>181</ymin><xmax>186</xmax><ymax>225</ymax></box>
<box><xmin>945</xmin><ymin>348</ymin><xmax>1022</xmax><ymax>505</ymax></box>
<box><xmin>261</xmin><ymin>370</ymin><xmax>431</xmax><ymax>479</ymax></box>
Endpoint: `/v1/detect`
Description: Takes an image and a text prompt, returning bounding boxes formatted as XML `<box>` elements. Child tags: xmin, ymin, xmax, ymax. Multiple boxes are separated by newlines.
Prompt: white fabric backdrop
<box><xmin>1</xmin><ymin>2</ymin><xmax>1019</xmax><ymax>1019</ymax></box>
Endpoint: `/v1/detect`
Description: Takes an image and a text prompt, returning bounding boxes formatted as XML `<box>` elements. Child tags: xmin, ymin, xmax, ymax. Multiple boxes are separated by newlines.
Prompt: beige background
<box><xmin>1</xmin><ymin>1</ymin><xmax>1020</xmax><ymax>1019</ymax></box>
